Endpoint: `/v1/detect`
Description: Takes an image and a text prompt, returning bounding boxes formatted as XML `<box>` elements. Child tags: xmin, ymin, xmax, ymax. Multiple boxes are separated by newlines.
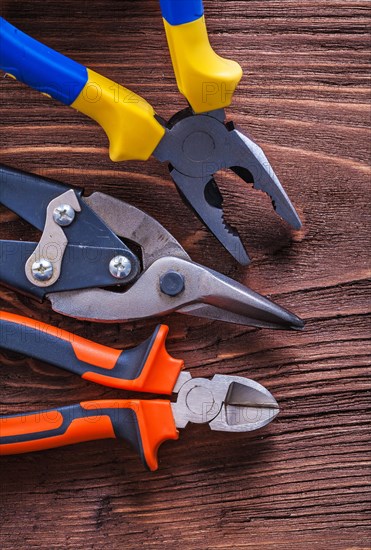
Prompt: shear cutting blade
<box><xmin>178</xmin><ymin>264</ymin><xmax>304</xmax><ymax>330</ymax></box>
<box><xmin>49</xmin><ymin>256</ymin><xmax>304</xmax><ymax>330</ymax></box>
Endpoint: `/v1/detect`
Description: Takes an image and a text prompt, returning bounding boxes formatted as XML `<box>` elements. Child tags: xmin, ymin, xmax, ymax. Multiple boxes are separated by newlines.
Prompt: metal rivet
<box><xmin>109</xmin><ymin>256</ymin><xmax>132</xmax><ymax>279</ymax></box>
<box><xmin>160</xmin><ymin>271</ymin><xmax>185</xmax><ymax>297</ymax></box>
<box><xmin>53</xmin><ymin>204</ymin><xmax>75</xmax><ymax>226</ymax></box>
<box><xmin>31</xmin><ymin>259</ymin><xmax>53</xmax><ymax>281</ymax></box>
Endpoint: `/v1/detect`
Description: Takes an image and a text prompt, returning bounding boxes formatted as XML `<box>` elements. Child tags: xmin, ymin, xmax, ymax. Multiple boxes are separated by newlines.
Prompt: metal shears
<box><xmin>0</xmin><ymin>164</ymin><xmax>304</xmax><ymax>330</ymax></box>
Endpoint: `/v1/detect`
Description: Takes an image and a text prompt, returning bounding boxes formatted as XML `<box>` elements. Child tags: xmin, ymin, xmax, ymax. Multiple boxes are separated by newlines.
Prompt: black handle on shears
<box><xmin>0</xmin><ymin>164</ymin><xmax>140</xmax><ymax>298</ymax></box>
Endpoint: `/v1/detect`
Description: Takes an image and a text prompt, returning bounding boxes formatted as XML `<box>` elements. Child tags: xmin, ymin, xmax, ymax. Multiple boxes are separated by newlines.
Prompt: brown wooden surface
<box><xmin>1</xmin><ymin>1</ymin><xmax>370</xmax><ymax>548</ymax></box>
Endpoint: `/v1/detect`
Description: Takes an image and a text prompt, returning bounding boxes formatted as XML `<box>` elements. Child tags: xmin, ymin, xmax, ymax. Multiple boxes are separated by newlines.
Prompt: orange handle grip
<box><xmin>0</xmin><ymin>312</ymin><xmax>184</xmax><ymax>394</ymax></box>
<box><xmin>0</xmin><ymin>399</ymin><xmax>178</xmax><ymax>471</ymax></box>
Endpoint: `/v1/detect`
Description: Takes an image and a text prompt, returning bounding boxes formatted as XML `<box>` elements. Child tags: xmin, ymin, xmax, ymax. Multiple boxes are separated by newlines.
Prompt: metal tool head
<box><xmin>49</xmin><ymin>192</ymin><xmax>304</xmax><ymax>330</ymax></box>
<box><xmin>172</xmin><ymin>372</ymin><xmax>279</xmax><ymax>432</ymax></box>
<box><xmin>154</xmin><ymin>108</ymin><xmax>302</xmax><ymax>264</ymax></box>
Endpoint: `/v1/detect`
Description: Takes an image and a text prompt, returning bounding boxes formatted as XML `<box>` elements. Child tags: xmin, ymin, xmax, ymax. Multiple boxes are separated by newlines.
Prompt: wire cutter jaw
<box><xmin>172</xmin><ymin>372</ymin><xmax>279</xmax><ymax>432</ymax></box>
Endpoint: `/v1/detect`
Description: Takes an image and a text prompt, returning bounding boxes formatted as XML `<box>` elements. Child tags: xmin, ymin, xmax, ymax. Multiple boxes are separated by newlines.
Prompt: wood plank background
<box><xmin>0</xmin><ymin>1</ymin><xmax>370</xmax><ymax>548</ymax></box>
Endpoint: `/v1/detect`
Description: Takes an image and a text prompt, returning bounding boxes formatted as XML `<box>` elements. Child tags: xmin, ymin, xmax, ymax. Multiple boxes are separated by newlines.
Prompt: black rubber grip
<box><xmin>0</xmin><ymin>314</ymin><xmax>161</xmax><ymax>387</ymax></box>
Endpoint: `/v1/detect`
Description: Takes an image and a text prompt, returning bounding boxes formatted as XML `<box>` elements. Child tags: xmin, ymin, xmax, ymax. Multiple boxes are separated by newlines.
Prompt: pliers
<box><xmin>0</xmin><ymin>164</ymin><xmax>304</xmax><ymax>330</ymax></box>
<box><xmin>0</xmin><ymin>312</ymin><xmax>279</xmax><ymax>470</ymax></box>
<box><xmin>0</xmin><ymin>4</ymin><xmax>301</xmax><ymax>265</ymax></box>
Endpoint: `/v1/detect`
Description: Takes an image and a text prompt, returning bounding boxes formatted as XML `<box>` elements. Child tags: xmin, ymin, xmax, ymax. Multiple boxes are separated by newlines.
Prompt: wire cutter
<box><xmin>0</xmin><ymin>5</ymin><xmax>301</xmax><ymax>265</ymax></box>
<box><xmin>0</xmin><ymin>164</ymin><xmax>304</xmax><ymax>330</ymax></box>
<box><xmin>0</xmin><ymin>312</ymin><xmax>279</xmax><ymax>470</ymax></box>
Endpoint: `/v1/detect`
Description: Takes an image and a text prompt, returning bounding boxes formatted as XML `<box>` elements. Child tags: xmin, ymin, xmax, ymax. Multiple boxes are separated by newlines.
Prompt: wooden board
<box><xmin>0</xmin><ymin>1</ymin><xmax>370</xmax><ymax>548</ymax></box>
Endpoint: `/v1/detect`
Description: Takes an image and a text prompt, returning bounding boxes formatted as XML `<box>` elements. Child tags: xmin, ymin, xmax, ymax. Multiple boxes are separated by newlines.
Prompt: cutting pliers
<box><xmin>0</xmin><ymin>4</ymin><xmax>301</xmax><ymax>264</ymax></box>
<box><xmin>0</xmin><ymin>164</ymin><xmax>304</xmax><ymax>330</ymax></box>
<box><xmin>0</xmin><ymin>312</ymin><xmax>279</xmax><ymax>470</ymax></box>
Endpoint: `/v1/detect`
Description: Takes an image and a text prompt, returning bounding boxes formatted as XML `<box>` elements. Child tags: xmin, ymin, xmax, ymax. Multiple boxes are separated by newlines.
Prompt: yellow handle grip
<box><xmin>163</xmin><ymin>16</ymin><xmax>243</xmax><ymax>113</ymax></box>
<box><xmin>71</xmin><ymin>69</ymin><xmax>165</xmax><ymax>161</ymax></box>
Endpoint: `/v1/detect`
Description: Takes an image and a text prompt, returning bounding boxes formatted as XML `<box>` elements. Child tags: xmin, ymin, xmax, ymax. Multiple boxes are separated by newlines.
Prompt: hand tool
<box><xmin>0</xmin><ymin>8</ymin><xmax>302</xmax><ymax>265</ymax></box>
<box><xmin>0</xmin><ymin>312</ymin><xmax>279</xmax><ymax>470</ymax></box>
<box><xmin>0</xmin><ymin>164</ymin><xmax>304</xmax><ymax>330</ymax></box>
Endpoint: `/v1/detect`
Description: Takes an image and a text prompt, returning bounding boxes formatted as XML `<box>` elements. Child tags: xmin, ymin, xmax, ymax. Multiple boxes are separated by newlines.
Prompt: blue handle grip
<box><xmin>0</xmin><ymin>17</ymin><xmax>87</xmax><ymax>105</ymax></box>
<box><xmin>159</xmin><ymin>0</ymin><xmax>204</xmax><ymax>25</ymax></box>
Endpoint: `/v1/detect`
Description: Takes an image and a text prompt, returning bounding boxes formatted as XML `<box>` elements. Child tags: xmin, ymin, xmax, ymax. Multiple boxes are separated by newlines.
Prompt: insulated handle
<box><xmin>159</xmin><ymin>0</ymin><xmax>242</xmax><ymax>112</ymax></box>
<box><xmin>0</xmin><ymin>163</ymin><xmax>82</xmax><ymax>231</ymax></box>
<box><xmin>0</xmin><ymin>17</ymin><xmax>165</xmax><ymax>161</ymax></box>
<box><xmin>0</xmin><ymin>400</ymin><xmax>178</xmax><ymax>471</ymax></box>
<box><xmin>0</xmin><ymin>312</ymin><xmax>184</xmax><ymax>394</ymax></box>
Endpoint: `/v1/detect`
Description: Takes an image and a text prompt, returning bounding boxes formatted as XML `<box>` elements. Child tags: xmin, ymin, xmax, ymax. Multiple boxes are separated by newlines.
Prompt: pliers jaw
<box><xmin>154</xmin><ymin>108</ymin><xmax>302</xmax><ymax>264</ymax></box>
<box><xmin>172</xmin><ymin>373</ymin><xmax>279</xmax><ymax>432</ymax></box>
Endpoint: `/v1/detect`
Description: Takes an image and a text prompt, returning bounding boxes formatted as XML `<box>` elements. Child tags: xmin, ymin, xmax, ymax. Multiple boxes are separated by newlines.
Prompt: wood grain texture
<box><xmin>0</xmin><ymin>1</ymin><xmax>370</xmax><ymax>548</ymax></box>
